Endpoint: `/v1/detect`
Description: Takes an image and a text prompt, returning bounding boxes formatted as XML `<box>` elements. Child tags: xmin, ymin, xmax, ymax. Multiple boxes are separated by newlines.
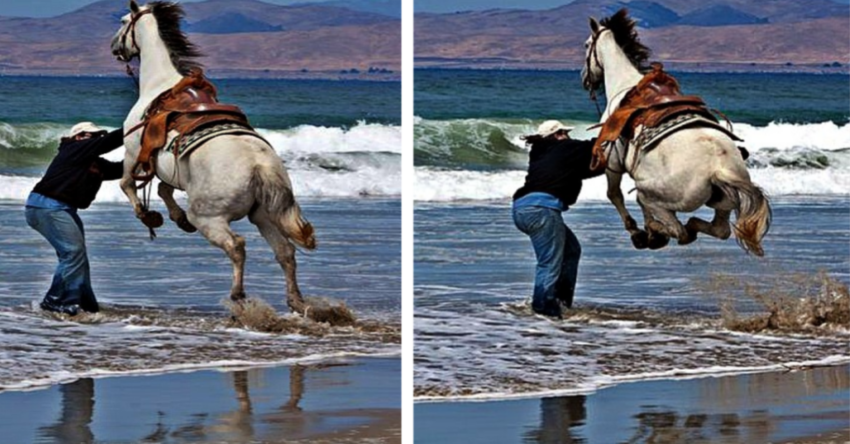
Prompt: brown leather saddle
<box><xmin>130</xmin><ymin>69</ymin><xmax>251</xmax><ymax>183</ymax></box>
<box><xmin>591</xmin><ymin>62</ymin><xmax>729</xmax><ymax>172</ymax></box>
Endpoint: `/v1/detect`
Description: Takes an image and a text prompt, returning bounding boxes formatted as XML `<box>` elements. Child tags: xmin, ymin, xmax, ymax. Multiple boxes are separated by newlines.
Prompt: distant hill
<box><xmin>677</xmin><ymin>5</ymin><xmax>768</xmax><ymax>26</ymax></box>
<box><xmin>414</xmin><ymin>0</ymin><xmax>849</xmax><ymax>72</ymax></box>
<box><xmin>186</xmin><ymin>12</ymin><xmax>284</xmax><ymax>33</ymax></box>
<box><xmin>0</xmin><ymin>0</ymin><xmax>399</xmax><ymax>77</ymax></box>
<box><xmin>309</xmin><ymin>0</ymin><xmax>400</xmax><ymax>18</ymax></box>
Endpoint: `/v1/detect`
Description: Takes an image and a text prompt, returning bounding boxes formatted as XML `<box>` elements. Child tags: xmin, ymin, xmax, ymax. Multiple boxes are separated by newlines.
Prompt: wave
<box><xmin>0</xmin><ymin>121</ymin><xmax>400</xmax><ymax>199</ymax></box>
<box><xmin>414</xmin><ymin>118</ymin><xmax>850</xmax><ymax>201</ymax></box>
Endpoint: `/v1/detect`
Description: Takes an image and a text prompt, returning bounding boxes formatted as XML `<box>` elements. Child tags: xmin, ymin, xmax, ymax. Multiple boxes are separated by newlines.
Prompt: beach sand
<box><xmin>415</xmin><ymin>364</ymin><xmax>850</xmax><ymax>444</ymax></box>
<box><xmin>0</xmin><ymin>357</ymin><xmax>400</xmax><ymax>444</ymax></box>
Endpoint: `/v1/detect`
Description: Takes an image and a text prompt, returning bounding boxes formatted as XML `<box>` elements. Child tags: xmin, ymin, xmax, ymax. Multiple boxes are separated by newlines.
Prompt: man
<box><xmin>25</xmin><ymin>122</ymin><xmax>125</xmax><ymax>316</ymax></box>
<box><xmin>512</xmin><ymin>120</ymin><xmax>601</xmax><ymax>319</ymax></box>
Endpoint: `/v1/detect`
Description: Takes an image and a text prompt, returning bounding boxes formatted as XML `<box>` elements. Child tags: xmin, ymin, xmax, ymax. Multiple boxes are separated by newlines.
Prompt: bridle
<box><xmin>584</xmin><ymin>29</ymin><xmax>608</xmax><ymax>118</ymax></box>
<box><xmin>117</xmin><ymin>9</ymin><xmax>152</xmax><ymax>90</ymax></box>
<box><xmin>118</xmin><ymin>9</ymin><xmax>152</xmax><ymax>63</ymax></box>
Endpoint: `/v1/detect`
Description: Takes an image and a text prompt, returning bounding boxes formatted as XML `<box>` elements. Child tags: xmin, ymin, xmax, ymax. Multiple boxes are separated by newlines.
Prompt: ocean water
<box><xmin>413</xmin><ymin>69</ymin><xmax>850</xmax><ymax>400</ymax></box>
<box><xmin>0</xmin><ymin>76</ymin><xmax>401</xmax><ymax>199</ymax></box>
<box><xmin>414</xmin><ymin>70</ymin><xmax>850</xmax><ymax>200</ymax></box>
<box><xmin>0</xmin><ymin>77</ymin><xmax>400</xmax><ymax>391</ymax></box>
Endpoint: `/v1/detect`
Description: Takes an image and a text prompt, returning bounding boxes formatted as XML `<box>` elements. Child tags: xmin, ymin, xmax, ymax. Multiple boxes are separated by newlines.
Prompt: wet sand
<box><xmin>0</xmin><ymin>357</ymin><xmax>400</xmax><ymax>444</ymax></box>
<box><xmin>415</xmin><ymin>365</ymin><xmax>850</xmax><ymax>444</ymax></box>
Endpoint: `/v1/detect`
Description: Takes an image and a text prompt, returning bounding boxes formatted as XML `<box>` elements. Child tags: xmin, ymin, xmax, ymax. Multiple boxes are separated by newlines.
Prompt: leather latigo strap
<box><xmin>590</xmin><ymin>63</ymin><xmax>720</xmax><ymax>172</ymax></box>
<box><xmin>131</xmin><ymin>69</ymin><xmax>251</xmax><ymax>182</ymax></box>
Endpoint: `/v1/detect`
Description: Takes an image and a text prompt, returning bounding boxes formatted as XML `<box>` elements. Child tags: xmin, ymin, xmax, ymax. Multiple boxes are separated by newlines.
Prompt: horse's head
<box><xmin>110</xmin><ymin>1</ymin><xmax>203</xmax><ymax>73</ymax></box>
<box><xmin>581</xmin><ymin>9</ymin><xmax>651</xmax><ymax>92</ymax></box>
<box><xmin>111</xmin><ymin>0</ymin><xmax>150</xmax><ymax>62</ymax></box>
<box><xmin>581</xmin><ymin>16</ymin><xmax>605</xmax><ymax>92</ymax></box>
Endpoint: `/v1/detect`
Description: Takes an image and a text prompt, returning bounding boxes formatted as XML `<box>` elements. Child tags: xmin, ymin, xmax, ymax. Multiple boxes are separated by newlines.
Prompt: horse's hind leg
<box><xmin>684</xmin><ymin>209</ymin><xmax>732</xmax><ymax>243</ymax></box>
<box><xmin>249</xmin><ymin>211</ymin><xmax>306</xmax><ymax>314</ymax></box>
<box><xmin>191</xmin><ymin>215</ymin><xmax>247</xmax><ymax>301</ymax></box>
<box><xmin>157</xmin><ymin>183</ymin><xmax>197</xmax><ymax>233</ymax></box>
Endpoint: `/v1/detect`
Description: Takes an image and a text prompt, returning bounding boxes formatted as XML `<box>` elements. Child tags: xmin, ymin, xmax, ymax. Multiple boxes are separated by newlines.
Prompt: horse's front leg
<box><xmin>606</xmin><ymin>170</ymin><xmax>649</xmax><ymax>249</ymax></box>
<box><xmin>638</xmin><ymin>195</ymin><xmax>690</xmax><ymax>245</ymax></box>
<box><xmin>636</xmin><ymin>195</ymin><xmax>669</xmax><ymax>250</ymax></box>
<box><xmin>120</xmin><ymin>152</ymin><xmax>145</xmax><ymax>219</ymax></box>
<box><xmin>157</xmin><ymin>182</ymin><xmax>197</xmax><ymax>233</ymax></box>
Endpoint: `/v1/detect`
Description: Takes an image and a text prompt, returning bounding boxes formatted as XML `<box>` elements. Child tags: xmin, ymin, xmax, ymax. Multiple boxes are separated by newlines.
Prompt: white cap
<box><xmin>66</xmin><ymin>122</ymin><xmax>106</xmax><ymax>138</ymax></box>
<box><xmin>536</xmin><ymin>120</ymin><xmax>574</xmax><ymax>138</ymax></box>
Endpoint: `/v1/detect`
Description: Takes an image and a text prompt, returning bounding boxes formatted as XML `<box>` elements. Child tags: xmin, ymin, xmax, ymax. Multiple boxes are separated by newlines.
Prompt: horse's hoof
<box><xmin>175</xmin><ymin>215</ymin><xmax>197</xmax><ymax>233</ymax></box>
<box><xmin>648</xmin><ymin>233</ymin><xmax>670</xmax><ymax>250</ymax></box>
<box><xmin>140</xmin><ymin>210</ymin><xmax>164</xmax><ymax>229</ymax></box>
<box><xmin>678</xmin><ymin>231</ymin><xmax>698</xmax><ymax>245</ymax></box>
<box><xmin>630</xmin><ymin>231</ymin><xmax>649</xmax><ymax>249</ymax></box>
<box><xmin>230</xmin><ymin>292</ymin><xmax>247</xmax><ymax>302</ymax></box>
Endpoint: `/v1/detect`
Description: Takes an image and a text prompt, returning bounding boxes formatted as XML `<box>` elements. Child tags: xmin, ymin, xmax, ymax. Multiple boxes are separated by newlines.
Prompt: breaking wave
<box><xmin>413</xmin><ymin>118</ymin><xmax>850</xmax><ymax>201</ymax></box>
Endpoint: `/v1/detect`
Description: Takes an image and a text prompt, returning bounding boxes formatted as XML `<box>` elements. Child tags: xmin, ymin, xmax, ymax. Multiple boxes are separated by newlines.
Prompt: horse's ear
<box><xmin>589</xmin><ymin>17</ymin><xmax>600</xmax><ymax>35</ymax></box>
<box><xmin>130</xmin><ymin>0</ymin><xmax>140</xmax><ymax>14</ymax></box>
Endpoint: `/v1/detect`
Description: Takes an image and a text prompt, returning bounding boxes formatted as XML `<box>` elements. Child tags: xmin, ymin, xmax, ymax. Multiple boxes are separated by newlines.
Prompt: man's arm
<box><xmin>580</xmin><ymin>138</ymin><xmax>605</xmax><ymax>179</ymax></box>
<box><xmin>98</xmin><ymin>158</ymin><xmax>125</xmax><ymax>181</ymax></box>
<box><xmin>66</xmin><ymin>129</ymin><xmax>125</xmax><ymax>164</ymax></box>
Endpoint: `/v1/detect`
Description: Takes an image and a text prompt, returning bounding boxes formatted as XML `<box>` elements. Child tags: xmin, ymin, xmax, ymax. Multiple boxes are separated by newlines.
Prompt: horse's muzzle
<box><xmin>112</xmin><ymin>48</ymin><xmax>128</xmax><ymax>62</ymax></box>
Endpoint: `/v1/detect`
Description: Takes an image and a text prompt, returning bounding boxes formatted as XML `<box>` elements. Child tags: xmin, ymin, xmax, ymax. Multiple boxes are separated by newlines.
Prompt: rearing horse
<box><xmin>110</xmin><ymin>1</ymin><xmax>316</xmax><ymax>312</ymax></box>
<box><xmin>581</xmin><ymin>9</ymin><xmax>771</xmax><ymax>256</ymax></box>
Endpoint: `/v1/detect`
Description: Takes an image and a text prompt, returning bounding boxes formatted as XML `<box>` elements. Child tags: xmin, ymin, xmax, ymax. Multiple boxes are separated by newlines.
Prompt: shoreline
<box><xmin>415</xmin><ymin>357</ymin><xmax>850</xmax><ymax>403</ymax></box>
<box><xmin>415</xmin><ymin>364</ymin><xmax>850</xmax><ymax>443</ymax></box>
<box><xmin>0</xmin><ymin>357</ymin><xmax>401</xmax><ymax>443</ymax></box>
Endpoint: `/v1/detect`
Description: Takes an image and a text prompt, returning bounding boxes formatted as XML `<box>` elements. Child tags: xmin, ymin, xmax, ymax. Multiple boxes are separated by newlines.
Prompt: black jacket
<box><xmin>32</xmin><ymin>129</ymin><xmax>125</xmax><ymax>209</ymax></box>
<box><xmin>513</xmin><ymin>137</ymin><xmax>601</xmax><ymax>208</ymax></box>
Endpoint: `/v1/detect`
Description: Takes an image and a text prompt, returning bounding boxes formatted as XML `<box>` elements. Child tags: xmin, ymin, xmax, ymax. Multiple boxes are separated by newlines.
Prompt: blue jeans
<box><xmin>513</xmin><ymin>205</ymin><xmax>581</xmax><ymax>313</ymax></box>
<box><xmin>25</xmin><ymin>207</ymin><xmax>98</xmax><ymax>312</ymax></box>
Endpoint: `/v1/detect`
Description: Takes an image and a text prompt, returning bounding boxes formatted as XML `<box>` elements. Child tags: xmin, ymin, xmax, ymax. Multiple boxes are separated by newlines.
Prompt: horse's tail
<box><xmin>711</xmin><ymin>170</ymin><xmax>772</xmax><ymax>257</ymax></box>
<box><xmin>250</xmin><ymin>164</ymin><xmax>316</xmax><ymax>250</ymax></box>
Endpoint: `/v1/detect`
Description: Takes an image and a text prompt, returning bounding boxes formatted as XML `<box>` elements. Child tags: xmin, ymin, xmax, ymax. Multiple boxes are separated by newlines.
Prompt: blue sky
<box><xmin>0</xmin><ymin>0</ymin><xmax>564</xmax><ymax>17</ymax></box>
<box><xmin>0</xmin><ymin>0</ymin><xmax>331</xmax><ymax>17</ymax></box>
<box><xmin>2</xmin><ymin>0</ymin><xmax>847</xmax><ymax>17</ymax></box>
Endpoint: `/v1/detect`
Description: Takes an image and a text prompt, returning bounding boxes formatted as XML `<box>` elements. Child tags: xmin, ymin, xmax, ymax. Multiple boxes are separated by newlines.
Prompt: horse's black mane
<box><xmin>600</xmin><ymin>8</ymin><xmax>651</xmax><ymax>71</ymax></box>
<box><xmin>149</xmin><ymin>1</ymin><xmax>203</xmax><ymax>74</ymax></box>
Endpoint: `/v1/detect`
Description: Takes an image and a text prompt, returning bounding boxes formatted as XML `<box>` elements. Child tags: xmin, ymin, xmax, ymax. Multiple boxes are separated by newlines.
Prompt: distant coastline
<box><xmin>414</xmin><ymin>60</ymin><xmax>849</xmax><ymax>75</ymax></box>
<box><xmin>0</xmin><ymin>69</ymin><xmax>401</xmax><ymax>82</ymax></box>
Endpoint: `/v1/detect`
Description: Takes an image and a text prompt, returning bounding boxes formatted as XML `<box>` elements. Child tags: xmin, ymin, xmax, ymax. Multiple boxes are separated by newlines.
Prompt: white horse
<box><xmin>110</xmin><ymin>1</ymin><xmax>316</xmax><ymax>313</ymax></box>
<box><xmin>581</xmin><ymin>9</ymin><xmax>771</xmax><ymax>256</ymax></box>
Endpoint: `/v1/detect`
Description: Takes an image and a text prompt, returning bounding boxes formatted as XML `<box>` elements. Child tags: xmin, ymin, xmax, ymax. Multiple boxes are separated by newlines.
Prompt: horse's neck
<box><xmin>123</xmin><ymin>19</ymin><xmax>185</xmax><ymax>152</ymax></box>
<box><xmin>136</xmin><ymin>21</ymin><xmax>183</xmax><ymax>108</ymax></box>
<box><xmin>598</xmin><ymin>33</ymin><xmax>644</xmax><ymax>120</ymax></box>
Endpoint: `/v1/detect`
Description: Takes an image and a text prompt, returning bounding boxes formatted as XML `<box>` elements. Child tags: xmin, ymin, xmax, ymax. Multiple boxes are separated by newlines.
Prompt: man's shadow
<box><xmin>38</xmin><ymin>378</ymin><xmax>95</xmax><ymax>444</ymax></box>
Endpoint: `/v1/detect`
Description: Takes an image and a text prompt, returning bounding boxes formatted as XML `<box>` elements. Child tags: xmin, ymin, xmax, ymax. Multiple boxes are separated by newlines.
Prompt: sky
<box><xmin>1</xmin><ymin>0</ymin><xmax>847</xmax><ymax>17</ymax></box>
<box><xmin>0</xmin><ymin>0</ymin><xmax>330</xmax><ymax>17</ymax></box>
<box><xmin>0</xmin><ymin>0</ymin><xmax>568</xmax><ymax>17</ymax></box>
